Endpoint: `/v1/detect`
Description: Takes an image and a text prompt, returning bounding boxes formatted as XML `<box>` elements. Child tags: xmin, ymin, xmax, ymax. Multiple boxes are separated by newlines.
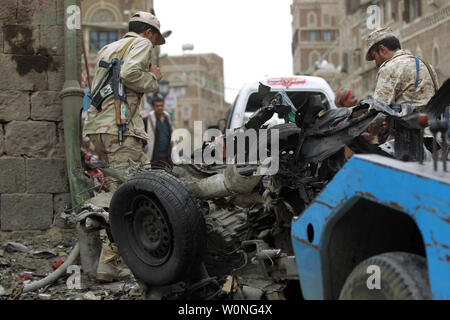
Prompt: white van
<box><xmin>226</xmin><ymin>76</ymin><xmax>336</xmax><ymax>129</ymax></box>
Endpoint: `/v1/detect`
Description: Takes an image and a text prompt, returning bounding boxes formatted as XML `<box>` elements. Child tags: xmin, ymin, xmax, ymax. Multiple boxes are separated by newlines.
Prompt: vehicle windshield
<box><xmin>245</xmin><ymin>91</ymin><xmax>330</xmax><ymax>112</ymax></box>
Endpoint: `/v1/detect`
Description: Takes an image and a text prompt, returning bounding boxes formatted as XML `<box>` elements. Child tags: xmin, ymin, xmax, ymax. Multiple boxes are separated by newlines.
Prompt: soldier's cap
<box><xmin>365</xmin><ymin>27</ymin><xmax>397</xmax><ymax>61</ymax></box>
<box><xmin>129</xmin><ymin>11</ymin><xmax>165</xmax><ymax>45</ymax></box>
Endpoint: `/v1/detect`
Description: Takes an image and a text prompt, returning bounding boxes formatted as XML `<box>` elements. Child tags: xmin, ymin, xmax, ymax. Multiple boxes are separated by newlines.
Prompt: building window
<box><xmin>89</xmin><ymin>31</ymin><xmax>118</xmax><ymax>53</ymax></box>
<box><xmin>92</xmin><ymin>9</ymin><xmax>115</xmax><ymax>23</ymax></box>
<box><xmin>308</xmin><ymin>12</ymin><xmax>317</xmax><ymax>27</ymax></box>
<box><xmin>324</xmin><ymin>14</ymin><xmax>330</xmax><ymax>25</ymax></box>
<box><xmin>331</xmin><ymin>53</ymin><xmax>339</xmax><ymax>68</ymax></box>
<box><xmin>346</xmin><ymin>0</ymin><xmax>361</xmax><ymax>15</ymax></box>
<box><xmin>433</xmin><ymin>47</ymin><xmax>440</xmax><ymax>67</ymax></box>
<box><xmin>310</xmin><ymin>51</ymin><xmax>320</xmax><ymax>68</ymax></box>
<box><xmin>342</xmin><ymin>52</ymin><xmax>349</xmax><ymax>72</ymax></box>
<box><xmin>416</xmin><ymin>45</ymin><xmax>423</xmax><ymax>58</ymax></box>
<box><xmin>323</xmin><ymin>31</ymin><xmax>332</xmax><ymax>42</ymax></box>
<box><xmin>183</xmin><ymin>106</ymin><xmax>191</xmax><ymax>119</ymax></box>
<box><xmin>391</xmin><ymin>0</ymin><xmax>399</xmax><ymax>21</ymax></box>
<box><xmin>403</xmin><ymin>0</ymin><xmax>421</xmax><ymax>23</ymax></box>
<box><xmin>309</xmin><ymin>31</ymin><xmax>318</xmax><ymax>41</ymax></box>
<box><xmin>292</xmin><ymin>29</ymin><xmax>299</xmax><ymax>55</ymax></box>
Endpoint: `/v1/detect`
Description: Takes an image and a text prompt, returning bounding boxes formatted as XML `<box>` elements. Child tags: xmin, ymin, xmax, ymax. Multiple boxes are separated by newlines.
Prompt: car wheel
<box><xmin>339</xmin><ymin>252</ymin><xmax>431</xmax><ymax>300</ymax></box>
<box><xmin>109</xmin><ymin>170</ymin><xmax>206</xmax><ymax>286</ymax></box>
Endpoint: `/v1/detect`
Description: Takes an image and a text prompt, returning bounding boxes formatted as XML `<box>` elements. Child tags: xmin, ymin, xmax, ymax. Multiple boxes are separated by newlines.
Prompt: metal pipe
<box><xmin>23</xmin><ymin>243</ymin><xmax>80</xmax><ymax>293</ymax></box>
<box><xmin>184</xmin><ymin>163</ymin><xmax>266</xmax><ymax>200</ymax></box>
<box><xmin>60</xmin><ymin>0</ymin><xmax>100</xmax><ymax>276</ymax></box>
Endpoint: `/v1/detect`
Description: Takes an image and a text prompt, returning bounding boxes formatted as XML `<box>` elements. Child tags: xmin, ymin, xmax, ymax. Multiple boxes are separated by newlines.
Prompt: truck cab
<box><xmin>226</xmin><ymin>76</ymin><xmax>336</xmax><ymax>130</ymax></box>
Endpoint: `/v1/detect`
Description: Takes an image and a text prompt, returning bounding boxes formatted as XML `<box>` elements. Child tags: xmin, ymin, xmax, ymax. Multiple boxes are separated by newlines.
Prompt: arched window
<box><xmin>308</xmin><ymin>12</ymin><xmax>317</xmax><ymax>26</ymax></box>
<box><xmin>332</xmin><ymin>53</ymin><xmax>339</xmax><ymax>67</ymax></box>
<box><xmin>415</xmin><ymin>45</ymin><xmax>423</xmax><ymax>58</ymax></box>
<box><xmin>92</xmin><ymin>9</ymin><xmax>116</xmax><ymax>23</ymax></box>
<box><xmin>89</xmin><ymin>9</ymin><xmax>118</xmax><ymax>53</ymax></box>
<box><xmin>310</xmin><ymin>51</ymin><xmax>320</xmax><ymax>68</ymax></box>
<box><xmin>433</xmin><ymin>46</ymin><xmax>440</xmax><ymax>67</ymax></box>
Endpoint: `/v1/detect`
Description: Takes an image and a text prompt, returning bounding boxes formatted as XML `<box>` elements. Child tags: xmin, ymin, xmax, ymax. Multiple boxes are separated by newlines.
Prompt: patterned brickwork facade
<box><xmin>291</xmin><ymin>0</ymin><xmax>450</xmax><ymax>98</ymax></box>
<box><xmin>0</xmin><ymin>0</ymin><xmax>81</xmax><ymax>231</ymax></box>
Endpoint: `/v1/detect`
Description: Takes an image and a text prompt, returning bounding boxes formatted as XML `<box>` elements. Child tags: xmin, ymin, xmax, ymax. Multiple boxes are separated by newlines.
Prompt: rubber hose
<box><xmin>23</xmin><ymin>243</ymin><xmax>80</xmax><ymax>293</ymax></box>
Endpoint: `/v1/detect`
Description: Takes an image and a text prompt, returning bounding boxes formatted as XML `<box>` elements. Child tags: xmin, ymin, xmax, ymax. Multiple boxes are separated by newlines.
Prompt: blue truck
<box><xmin>291</xmin><ymin>154</ymin><xmax>450</xmax><ymax>300</ymax></box>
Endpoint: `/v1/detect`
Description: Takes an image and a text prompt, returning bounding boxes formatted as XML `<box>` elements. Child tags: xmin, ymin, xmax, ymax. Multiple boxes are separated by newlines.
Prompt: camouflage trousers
<box><xmin>87</xmin><ymin>134</ymin><xmax>149</xmax><ymax>190</ymax></box>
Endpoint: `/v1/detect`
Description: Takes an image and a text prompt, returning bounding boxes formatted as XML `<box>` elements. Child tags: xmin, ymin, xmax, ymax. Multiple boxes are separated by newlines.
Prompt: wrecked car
<box><xmin>101</xmin><ymin>80</ymin><xmax>449</xmax><ymax>300</ymax></box>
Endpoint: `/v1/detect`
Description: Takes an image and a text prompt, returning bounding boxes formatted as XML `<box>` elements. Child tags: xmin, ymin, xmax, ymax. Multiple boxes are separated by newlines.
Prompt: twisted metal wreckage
<box><xmin>26</xmin><ymin>80</ymin><xmax>450</xmax><ymax>299</ymax></box>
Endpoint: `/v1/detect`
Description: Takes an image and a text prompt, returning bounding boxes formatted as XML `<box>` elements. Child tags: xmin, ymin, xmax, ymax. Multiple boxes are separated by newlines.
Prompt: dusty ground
<box><xmin>0</xmin><ymin>227</ymin><xmax>142</xmax><ymax>300</ymax></box>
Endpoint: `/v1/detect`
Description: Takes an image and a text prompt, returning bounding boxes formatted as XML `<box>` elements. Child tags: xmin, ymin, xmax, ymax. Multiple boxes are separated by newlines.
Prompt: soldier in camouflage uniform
<box><xmin>82</xmin><ymin>12</ymin><xmax>165</xmax><ymax>282</ymax></box>
<box><xmin>365</xmin><ymin>27</ymin><xmax>439</xmax><ymax>145</ymax></box>
<box><xmin>366</xmin><ymin>27</ymin><xmax>438</xmax><ymax>112</ymax></box>
<box><xmin>83</xmin><ymin>12</ymin><xmax>164</xmax><ymax>188</ymax></box>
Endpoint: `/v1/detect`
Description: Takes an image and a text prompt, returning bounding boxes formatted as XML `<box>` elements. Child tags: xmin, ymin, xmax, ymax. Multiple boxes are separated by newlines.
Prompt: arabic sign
<box><xmin>267</xmin><ymin>77</ymin><xmax>306</xmax><ymax>88</ymax></box>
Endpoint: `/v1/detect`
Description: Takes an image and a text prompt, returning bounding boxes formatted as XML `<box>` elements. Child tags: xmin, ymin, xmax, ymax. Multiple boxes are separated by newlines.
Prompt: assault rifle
<box><xmin>90</xmin><ymin>58</ymin><xmax>128</xmax><ymax>146</ymax></box>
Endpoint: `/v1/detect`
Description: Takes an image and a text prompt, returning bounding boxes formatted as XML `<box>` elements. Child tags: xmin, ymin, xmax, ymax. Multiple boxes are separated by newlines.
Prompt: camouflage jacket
<box><xmin>373</xmin><ymin>49</ymin><xmax>438</xmax><ymax>112</ymax></box>
<box><xmin>82</xmin><ymin>32</ymin><xmax>159</xmax><ymax>141</ymax></box>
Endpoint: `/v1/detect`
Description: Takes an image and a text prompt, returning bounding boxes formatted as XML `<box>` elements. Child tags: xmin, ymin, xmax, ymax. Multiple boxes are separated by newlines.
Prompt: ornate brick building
<box><xmin>291</xmin><ymin>0</ymin><xmax>341</xmax><ymax>75</ymax></box>
<box><xmin>291</xmin><ymin>0</ymin><xmax>450</xmax><ymax>99</ymax></box>
<box><xmin>81</xmin><ymin>0</ymin><xmax>156</xmax><ymax>88</ymax></box>
<box><xmin>158</xmin><ymin>53</ymin><xmax>230</xmax><ymax>133</ymax></box>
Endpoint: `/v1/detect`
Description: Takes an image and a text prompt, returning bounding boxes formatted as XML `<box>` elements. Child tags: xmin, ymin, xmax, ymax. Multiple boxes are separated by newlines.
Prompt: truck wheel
<box><xmin>109</xmin><ymin>170</ymin><xmax>206</xmax><ymax>286</ymax></box>
<box><xmin>339</xmin><ymin>252</ymin><xmax>431</xmax><ymax>300</ymax></box>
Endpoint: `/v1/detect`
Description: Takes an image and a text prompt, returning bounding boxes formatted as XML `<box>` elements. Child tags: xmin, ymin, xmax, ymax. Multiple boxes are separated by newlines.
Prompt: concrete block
<box><xmin>4</xmin><ymin>121</ymin><xmax>56</xmax><ymax>157</ymax></box>
<box><xmin>47</xmin><ymin>55</ymin><xmax>64</xmax><ymax>91</ymax></box>
<box><xmin>0</xmin><ymin>28</ymin><xmax>3</xmax><ymax>54</ymax></box>
<box><xmin>39</xmin><ymin>25</ymin><xmax>64</xmax><ymax>56</ymax></box>
<box><xmin>17</xmin><ymin>0</ymin><xmax>57</xmax><ymax>25</ymax></box>
<box><xmin>27</xmin><ymin>158</ymin><xmax>69</xmax><ymax>193</ymax></box>
<box><xmin>0</xmin><ymin>54</ymin><xmax>48</xmax><ymax>91</ymax></box>
<box><xmin>3</xmin><ymin>25</ymin><xmax>39</xmax><ymax>55</ymax></box>
<box><xmin>31</xmin><ymin>91</ymin><xmax>62</xmax><ymax>121</ymax></box>
<box><xmin>0</xmin><ymin>1</ymin><xmax>18</xmax><ymax>24</ymax></box>
<box><xmin>53</xmin><ymin>193</ymin><xmax>71</xmax><ymax>214</ymax></box>
<box><xmin>0</xmin><ymin>125</ymin><xmax>4</xmax><ymax>155</ymax></box>
<box><xmin>0</xmin><ymin>90</ymin><xmax>30</xmax><ymax>122</ymax></box>
<box><xmin>55</xmin><ymin>121</ymin><xmax>65</xmax><ymax>156</ymax></box>
<box><xmin>1</xmin><ymin>193</ymin><xmax>53</xmax><ymax>231</ymax></box>
<box><xmin>0</xmin><ymin>157</ymin><xmax>26</xmax><ymax>193</ymax></box>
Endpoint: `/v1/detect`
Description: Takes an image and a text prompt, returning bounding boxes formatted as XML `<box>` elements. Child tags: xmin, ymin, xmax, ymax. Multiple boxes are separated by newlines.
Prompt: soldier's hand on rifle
<box><xmin>150</xmin><ymin>65</ymin><xmax>163</xmax><ymax>82</ymax></box>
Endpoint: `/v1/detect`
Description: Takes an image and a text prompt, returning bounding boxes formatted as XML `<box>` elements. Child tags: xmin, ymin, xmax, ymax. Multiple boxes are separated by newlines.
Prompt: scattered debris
<box><xmin>221</xmin><ymin>275</ymin><xmax>239</xmax><ymax>294</ymax></box>
<box><xmin>17</xmin><ymin>272</ymin><xmax>33</xmax><ymax>282</ymax></box>
<box><xmin>0</xmin><ymin>257</ymin><xmax>10</xmax><ymax>267</ymax></box>
<box><xmin>38</xmin><ymin>293</ymin><xmax>52</xmax><ymax>300</ymax></box>
<box><xmin>4</xmin><ymin>242</ymin><xmax>30</xmax><ymax>254</ymax></box>
<box><xmin>83</xmin><ymin>291</ymin><xmax>101</xmax><ymax>300</ymax></box>
<box><xmin>32</xmin><ymin>250</ymin><xmax>57</xmax><ymax>259</ymax></box>
<box><xmin>52</xmin><ymin>257</ymin><xmax>66</xmax><ymax>270</ymax></box>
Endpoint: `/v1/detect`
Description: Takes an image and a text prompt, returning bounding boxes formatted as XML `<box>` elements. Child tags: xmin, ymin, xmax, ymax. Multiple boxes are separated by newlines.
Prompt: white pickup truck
<box><xmin>225</xmin><ymin>76</ymin><xmax>336</xmax><ymax>129</ymax></box>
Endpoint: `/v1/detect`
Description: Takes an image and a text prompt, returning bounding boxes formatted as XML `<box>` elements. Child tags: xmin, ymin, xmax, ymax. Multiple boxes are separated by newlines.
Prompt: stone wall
<box><xmin>0</xmin><ymin>0</ymin><xmax>73</xmax><ymax>231</ymax></box>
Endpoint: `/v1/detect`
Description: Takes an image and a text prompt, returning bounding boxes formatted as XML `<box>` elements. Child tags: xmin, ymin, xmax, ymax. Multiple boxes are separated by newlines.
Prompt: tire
<box><xmin>131</xmin><ymin>170</ymin><xmax>207</xmax><ymax>272</ymax></box>
<box><xmin>339</xmin><ymin>252</ymin><xmax>431</xmax><ymax>300</ymax></box>
<box><xmin>109</xmin><ymin>170</ymin><xmax>206</xmax><ymax>286</ymax></box>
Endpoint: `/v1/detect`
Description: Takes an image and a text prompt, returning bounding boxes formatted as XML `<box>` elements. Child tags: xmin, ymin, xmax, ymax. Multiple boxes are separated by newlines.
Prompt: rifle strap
<box><xmin>417</xmin><ymin>57</ymin><xmax>439</xmax><ymax>92</ymax></box>
<box><xmin>119</xmin><ymin>38</ymin><xmax>136</xmax><ymax>60</ymax></box>
<box><xmin>118</xmin><ymin>38</ymin><xmax>138</xmax><ymax>121</ymax></box>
